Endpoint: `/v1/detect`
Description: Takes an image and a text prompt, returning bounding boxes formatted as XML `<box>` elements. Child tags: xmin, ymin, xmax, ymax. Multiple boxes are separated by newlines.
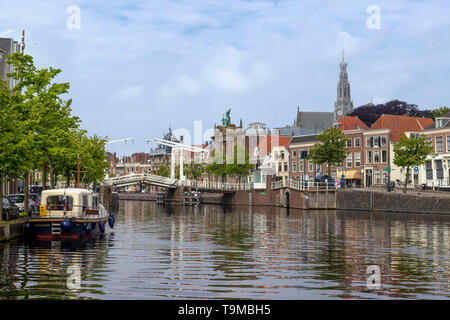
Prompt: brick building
<box><xmin>413</xmin><ymin>112</ymin><xmax>450</xmax><ymax>189</ymax></box>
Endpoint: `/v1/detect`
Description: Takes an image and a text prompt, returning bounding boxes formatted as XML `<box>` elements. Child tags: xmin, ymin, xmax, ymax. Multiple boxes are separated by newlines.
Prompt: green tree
<box><xmin>0</xmin><ymin>81</ymin><xmax>30</xmax><ymax>221</ymax></box>
<box><xmin>7</xmin><ymin>53</ymin><xmax>80</xmax><ymax>211</ymax></box>
<box><xmin>205</xmin><ymin>146</ymin><xmax>252</xmax><ymax>181</ymax></box>
<box><xmin>185</xmin><ymin>164</ymin><xmax>205</xmax><ymax>180</ymax></box>
<box><xmin>432</xmin><ymin>106</ymin><xmax>450</xmax><ymax>119</ymax></box>
<box><xmin>393</xmin><ymin>135</ymin><xmax>434</xmax><ymax>194</ymax></box>
<box><xmin>307</xmin><ymin>127</ymin><xmax>348</xmax><ymax>176</ymax></box>
<box><xmin>156</xmin><ymin>164</ymin><xmax>170</xmax><ymax>177</ymax></box>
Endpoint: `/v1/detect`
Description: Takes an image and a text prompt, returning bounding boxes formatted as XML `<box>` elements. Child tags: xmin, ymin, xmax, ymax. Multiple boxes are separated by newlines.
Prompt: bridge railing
<box><xmin>184</xmin><ymin>180</ymin><xmax>254</xmax><ymax>191</ymax></box>
<box><xmin>285</xmin><ymin>179</ymin><xmax>337</xmax><ymax>191</ymax></box>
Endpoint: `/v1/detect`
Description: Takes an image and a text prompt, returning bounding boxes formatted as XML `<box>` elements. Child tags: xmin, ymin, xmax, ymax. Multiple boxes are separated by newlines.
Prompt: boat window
<box><xmin>82</xmin><ymin>195</ymin><xmax>89</xmax><ymax>207</ymax></box>
<box><xmin>47</xmin><ymin>195</ymin><xmax>73</xmax><ymax>211</ymax></box>
<box><xmin>93</xmin><ymin>196</ymin><xmax>99</xmax><ymax>209</ymax></box>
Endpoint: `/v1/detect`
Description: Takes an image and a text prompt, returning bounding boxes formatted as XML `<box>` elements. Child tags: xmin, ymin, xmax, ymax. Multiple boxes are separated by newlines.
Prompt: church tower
<box><xmin>334</xmin><ymin>50</ymin><xmax>354</xmax><ymax>120</ymax></box>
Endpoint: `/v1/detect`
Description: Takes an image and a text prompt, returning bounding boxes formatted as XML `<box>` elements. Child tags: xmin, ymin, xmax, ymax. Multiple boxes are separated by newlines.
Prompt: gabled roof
<box><xmin>276</xmin><ymin>126</ymin><xmax>319</xmax><ymax>137</ymax></box>
<box><xmin>296</xmin><ymin>111</ymin><xmax>335</xmax><ymax>130</ymax></box>
<box><xmin>289</xmin><ymin>134</ymin><xmax>320</xmax><ymax>145</ymax></box>
<box><xmin>257</xmin><ymin>135</ymin><xmax>291</xmax><ymax>157</ymax></box>
<box><xmin>370</xmin><ymin>114</ymin><xmax>434</xmax><ymax>141</ymax></box>
<box><xmin>337</xmin><ymin>116</ymin><xmax>369</xmax><ymax>130</ymax></box>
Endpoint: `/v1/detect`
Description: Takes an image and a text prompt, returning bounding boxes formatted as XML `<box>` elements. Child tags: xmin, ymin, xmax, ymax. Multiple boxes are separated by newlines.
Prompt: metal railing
<box><xmin>270</xmin><ymin>179</ymin><xmax>337</xmax><ymax>191</ymax></box>
<box><xmin>183</xmin><ymin>180</ymin><xmax>254</xmax><ymax>191</ymax></box>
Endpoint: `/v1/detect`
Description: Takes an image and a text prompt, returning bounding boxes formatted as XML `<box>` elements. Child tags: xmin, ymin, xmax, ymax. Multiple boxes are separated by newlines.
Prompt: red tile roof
<box><xmin>370</xmin><ymin>114</ymin><xmax>434</xmax><ymax>142</ymax></box>
<box><xmin>258</xmin><ymin>135</ymin><xmax>291</xmax><ymax>157</ymax></box>
<box><xmin>337</xmin><ymin>116</ymin><xmax>369</xmax><ymax>130</ymax></box>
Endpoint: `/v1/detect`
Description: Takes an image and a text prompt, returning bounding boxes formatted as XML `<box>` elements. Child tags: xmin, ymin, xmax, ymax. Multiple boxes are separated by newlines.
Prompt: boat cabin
<box><xmin>39</xmin><ymin>188</ymin><xmax>105</xmax><ymax>218</ymax></box>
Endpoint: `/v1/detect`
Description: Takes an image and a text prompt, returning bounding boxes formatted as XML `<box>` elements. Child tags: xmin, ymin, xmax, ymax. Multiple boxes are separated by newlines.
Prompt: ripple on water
<box><xmin>1</xmin><ymin>203</ymin><xmax>450</xmax><ymax>299</ymax></box>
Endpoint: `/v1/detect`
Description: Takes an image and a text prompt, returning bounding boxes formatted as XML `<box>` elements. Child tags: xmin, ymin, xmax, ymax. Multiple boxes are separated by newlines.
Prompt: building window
<box><xmin>274</xmin><ymin>152</ymin><xmax>279</xmax><ymax>160</ymax></box>
<box><xmin>375</xmin><ymin>169</ymin><xmax>381</xmax><ymax>184</ymax></box>
<box><xmin>281</xmin><ymin>151</ymin><xmax>285</xmax><ymax>160</ymax></box>
<box><xmin>346</xmin><ymin>138</ymin><xmax>352</xmax><ymax>148</ymax></box>
<box><xmin>426</xmin><ymin>161</ymin><xmax>433</xmax><ymax>180</ymax></box>
<box><xmin>436</xmin><ymin>136</ymin><xmax>443</xmax><ymax>153</ymax></box>
<box><xmin>436</xmin><ymin>160</ymin><xmax>444</xmax><ymax>179</ymax></box>
<box><xmin>374</xmin><ymin>150</ymin><xmax>380</xmax><ymax>163</ymax></box>
<box><xmin>426</xmin><ymin>137</ymin><xmax>432</xmax><ymax>146</ymax></box>
<box><xmin>308</xmin><ymin>161</ymin><xmax>313</xmax><ymax>172</ymax></box>
<box><xmin>292</xmin><ymin>150</ymin><xmax>297</xmax><ymax>158</ymax></box>
<box><xmin>381</xmin><ymin>136</ymin><xmax>387</xmax><ymax>145</ymax></box>
<box><xmin>354</xmin><ymin>138</ymin><xmax>360</xmax><ymax>147</ymax></box>
<box><xmin>284</xmin><ymin>162</ymin><xmax>288</xmax><ymax>172</ymax></box>
<box><xmin>410</xmin><ymin>133</ymin><xmax>420</xmax><ymax>139</ymax></box>
<box><xmin>382</xmin><ymin>150</ymin><xmax>387</xmax><ymax>163</ymax></box>
<box><xmin>355</xmin><ymin>152</ymin><xmax>361</xmax><ymax>167</ymax></box>
<box><xmin>382</xmin><ymin>169</ymin><xmax>388</xmax><ymax>184</ymax></box>
<box><xmin>346</xmin><ymin>153</ymin><xmax>353</xmax><ymax>168</ymax></box>
<box><xmin>366</xmin><ymin>137</ymin><xmax>373</xmax><ymax>148</ymax></box>
<box><xmin>366</xmin><ymin>151</ymin><xmax>372</xmax><ymax>164</ymax></box>
<box><xmin>278</xmin><ymin>163</ymin><xmax>282</xmax><ymax>172</ymax></box>
<box><xmin>299</xmin><ymin>160</ymin><xmax>304</xmax><ymax>172</ymax></box>
<box><xmin>447</xmin><ymin>136</ymin><xmax>450</xmax><ymax>152</ymax></box>
<box><xmin>293</xmin><ymin>161</ymin><xmax>297</xmax><ymax>172</ymax></box>
<box><xmin>374</xmin><ymin>136</ymin><xmax>379</xmax><ymax>147</ymax></box>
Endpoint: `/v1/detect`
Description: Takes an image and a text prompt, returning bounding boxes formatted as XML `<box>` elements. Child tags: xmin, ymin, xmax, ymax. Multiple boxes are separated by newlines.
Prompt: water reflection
<box><xmin>0</xmin><ymin>201</ymin><xmax>449</xmax><ymax>299</ymax></box>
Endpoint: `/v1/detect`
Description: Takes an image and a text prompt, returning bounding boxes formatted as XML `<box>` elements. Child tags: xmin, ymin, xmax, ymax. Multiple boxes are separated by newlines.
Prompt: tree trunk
<box><xmin>42</xmin><ymin>161</ymin><xmax>47</xmax><ymax>191</ymax></box>
<box><xmin>49</xmin><ymin>161</ymin><xmax>55</xmax><ymax>189</ymax></box>
<box><xmin>66</xmin><ymin>169</ymin><xmax>71</xmax><ymax>188</ymax></box>
<box><xmin>0</xmin><ymin>176</ymin><xmax>3</xmax><ymax>222</ymax></box>
<box><xmin>403</xmin><ymin>167</ymin><xmax>410</xmax><ymax>194</ymax></box>
<box><xmin>24</xmin><ymin>172</ymin><xmax>29</xmax><ymax>216</ymax></box>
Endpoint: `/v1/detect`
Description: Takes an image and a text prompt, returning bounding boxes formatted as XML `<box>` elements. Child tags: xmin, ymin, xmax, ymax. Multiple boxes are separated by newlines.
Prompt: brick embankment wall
<box><xmin>0</xmin><ymin>220</ymin><xmax>25</xmax><ymax>242</ymax></box>
<box><xmin>199</xmin><ymin>193</ymin><xmax>223</xmax><ymax>204</ymax></box>
<box><xmin>336</xmin><ymin>190</ymin><xmax>450</xmax><ymax>214</ymax></box>
<box><xmin>117</xmin><ymin>193</ymin><xmax>158</xmax><ymax>201</ymax></box>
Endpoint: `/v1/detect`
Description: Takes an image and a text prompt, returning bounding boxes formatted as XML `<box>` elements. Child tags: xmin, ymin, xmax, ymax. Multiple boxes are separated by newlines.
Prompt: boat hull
<box><xmin>26</xmin><ymin>217</ymin><xmax>110</xmax><ymax>241</ymax></box>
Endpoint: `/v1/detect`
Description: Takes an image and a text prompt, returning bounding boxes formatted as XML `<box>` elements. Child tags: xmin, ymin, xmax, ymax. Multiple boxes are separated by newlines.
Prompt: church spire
<box><xmin>334</xmin><ymin>50</ymin><xmax>353</xmax><ymax>120</ymax></box>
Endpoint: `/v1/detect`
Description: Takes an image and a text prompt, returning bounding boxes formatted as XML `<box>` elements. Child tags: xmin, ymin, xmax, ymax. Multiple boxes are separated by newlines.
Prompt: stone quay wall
<box><xmin>0</xmin><ymin>220</ymin><xmax>26</xmax><ymax>242</ymax></box>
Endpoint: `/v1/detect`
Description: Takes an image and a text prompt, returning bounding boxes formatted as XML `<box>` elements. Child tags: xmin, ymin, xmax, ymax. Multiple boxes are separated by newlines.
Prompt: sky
<box><xmin>1</xmin><ymin>0</ymin><xmax>450</xmax><ymax>156</ymax></box>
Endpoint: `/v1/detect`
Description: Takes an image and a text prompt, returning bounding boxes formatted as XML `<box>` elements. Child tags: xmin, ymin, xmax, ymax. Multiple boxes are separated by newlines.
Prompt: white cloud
<box><xmin>1</xmin><ymin>0</ymin><xmax>449</xmax><ymax>155</ymax></box>
<box><xmin>115</xmin><ymin>85</ymin><xmax>144</xmax><ymax>101</ymax></box>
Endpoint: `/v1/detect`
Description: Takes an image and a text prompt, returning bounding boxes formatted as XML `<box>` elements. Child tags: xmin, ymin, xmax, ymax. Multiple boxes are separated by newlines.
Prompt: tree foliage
<box><xmin>307</xmin><ymin>127</ymin><xmax>348</xmax><ymax>176</ymax></box>
<box><xmin>0</xmin><ymin>52</ymin><xmax>108</xmax><ymax>218</ymax></box>
<box><xmin>431</xmin><ymin>106</ymin><xmax>450</xmax><ymax>119</ymax></box>
<box><xmin>393</xmin><ymin>135</ymin><xmax>434</xmax><ymax>193</ymax></box>
<box><xmin>349</xmin><ymin>100</ymin><xmax>432</xmax><ymax>126</ymax></box>
<box><xmin>206</xmin><ymin>145</ymin><xmax>253</xmax><ymax>180</ymax></box>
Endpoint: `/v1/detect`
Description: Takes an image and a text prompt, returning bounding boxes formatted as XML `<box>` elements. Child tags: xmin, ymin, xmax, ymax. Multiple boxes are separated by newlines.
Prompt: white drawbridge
<box><xmin>104</xmin><ymin>173</ymin><xmax>178</xmax><ymax>189</ymax></box>
<box><xmin>146</xmin><ymin>138</ymin><xmax>207</xmax><ymax>182</ymax></box>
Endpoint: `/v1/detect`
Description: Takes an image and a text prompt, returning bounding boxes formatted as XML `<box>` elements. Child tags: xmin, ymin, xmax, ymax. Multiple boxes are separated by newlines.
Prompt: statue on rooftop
<box><xmin>222</xmin><ymin>108</ymin><xmax>231</xmax><ymax>127</ymax></box>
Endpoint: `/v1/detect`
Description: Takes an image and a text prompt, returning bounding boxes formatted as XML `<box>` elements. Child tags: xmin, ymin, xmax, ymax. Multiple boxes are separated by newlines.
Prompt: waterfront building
<box><xmin>334</xmin><ymin>116</ymin><xmax>369</xmax><ymax>187</ymax></box>
<box><xmin>0</xmin><ymin>37</ymin><xmax>20</xmax><ymax>195</ymax></box>
<box><xmin>410</xmin><ymin>111</ymin><xmax>450</xmax><ymax>189</ymax></box>
<box><xmin>288</xmin><ymin>134</ymin><xmax>325</xmax><ymax>185</ymax></box>
<box><xmin>255</xmin><ymin>135</ymin><xmax>291</xmax><ymax>184</ymax></box>
<box><xmin>369</xmin><ymin>114</ymin><xmax>434</xmax><ymax>188</ymax></box>
<box><xmin>0</xmin><ymin>37</ymin><xmax>20</xmax><ymax>90</ymax></box>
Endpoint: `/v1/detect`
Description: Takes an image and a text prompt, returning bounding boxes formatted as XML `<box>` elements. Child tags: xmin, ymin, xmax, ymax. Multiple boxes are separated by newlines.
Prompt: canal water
<box><xmin>0</xmin><ymin>200</ymin><xmax>449</xmax><ymax>300</ymax></box>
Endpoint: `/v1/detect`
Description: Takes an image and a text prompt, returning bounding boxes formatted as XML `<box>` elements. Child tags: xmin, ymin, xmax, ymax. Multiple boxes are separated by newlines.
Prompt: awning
<box><xmin>337</xmin><ymin>169</ymin><xmax>362</xmax><ymax>179</ymax></box>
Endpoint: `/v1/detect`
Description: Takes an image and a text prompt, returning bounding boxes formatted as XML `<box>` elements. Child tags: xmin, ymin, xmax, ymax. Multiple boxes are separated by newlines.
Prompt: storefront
<box><xmin>337</xmin><ymin>169</ymin><xmax>363</xmax><ymax>187</ymax></box>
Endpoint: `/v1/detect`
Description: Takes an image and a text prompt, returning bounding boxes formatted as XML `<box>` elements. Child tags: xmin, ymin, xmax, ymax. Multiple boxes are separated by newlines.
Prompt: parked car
<box><xmin>7</xmin><ymin>194</ymin><xmax>38</xmax><ymax>214</ymax></box>
<box><xmin>2</xmin><ymin>197</ymin><xmax>19</xmax><ymax>221</ymax></box>
<box><xmin>314</xmin><ymin>174</ymin><xmax>335</xmax><ymax>188</ymax></box>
